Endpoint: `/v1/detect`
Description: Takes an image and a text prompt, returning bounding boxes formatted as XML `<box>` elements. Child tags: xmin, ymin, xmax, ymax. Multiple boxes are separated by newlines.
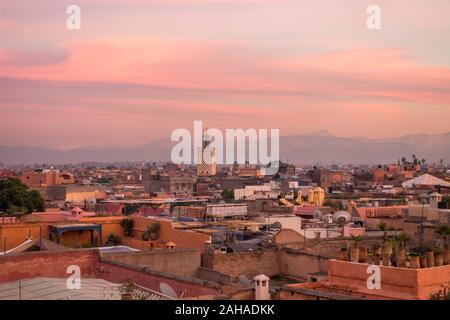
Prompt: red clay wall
<box><xmin>0</xmin><ymin>249</ymin><xmax>97</xmax><ymax>283</ymax></box>
<box><xmin>328</xmin><ymin>260</ymin><xmax>450</xmax><ymax>300</ymax></box>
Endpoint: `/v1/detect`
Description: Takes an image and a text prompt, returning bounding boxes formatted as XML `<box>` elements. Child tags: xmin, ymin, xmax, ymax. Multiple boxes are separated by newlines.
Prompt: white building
<box><xmin>206</xmin><ymin>203</ymin><xmax>248</xmax><ymax>218</ymax></box>
<box><xmin>234</xmin><ymin>184</ymin><xmax>272</xmax><ymax>200</ymax></box>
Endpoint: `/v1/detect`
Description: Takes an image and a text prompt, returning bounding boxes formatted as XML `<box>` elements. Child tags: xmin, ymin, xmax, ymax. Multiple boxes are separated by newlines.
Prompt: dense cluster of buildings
<box><xmin>1</xmin><ymin>148</ymin><xmax>450</xmax><ymax>300</ymax></box>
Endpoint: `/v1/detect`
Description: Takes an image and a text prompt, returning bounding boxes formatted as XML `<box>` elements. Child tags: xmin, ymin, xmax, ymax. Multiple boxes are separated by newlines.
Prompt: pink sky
<box><xmin>0</xmin><ymin>0</ymin><xmax>449</xmax><ymax>148</ymax></box>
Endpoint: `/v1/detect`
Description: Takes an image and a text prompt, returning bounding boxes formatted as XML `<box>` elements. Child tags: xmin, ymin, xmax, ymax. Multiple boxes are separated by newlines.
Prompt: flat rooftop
<box><xmin>0</xmin><ymin>277</ymin><xmax>119</xmax><ymax>300</ymax></box>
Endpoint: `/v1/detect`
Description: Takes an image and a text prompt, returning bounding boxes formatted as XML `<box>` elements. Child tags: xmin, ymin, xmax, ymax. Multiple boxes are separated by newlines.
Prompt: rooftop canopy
<box><xmin>402</xmin><ymin>174</ymin><xmax>450</xmax><ymax>188</ymax></box>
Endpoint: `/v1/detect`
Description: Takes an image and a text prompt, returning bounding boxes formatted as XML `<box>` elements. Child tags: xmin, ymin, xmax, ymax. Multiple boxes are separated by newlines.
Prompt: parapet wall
<box><xmin>208</xmin><ymin>250</ymin><xmax>280</xmax><ymax>279</ymax></box>
<box><xmin>206</xmin><ymin>248</ymin><xmax>331</xmax><ymax>280</ymax></box>
<box><xmin>101</xmin><ymin>248</ymin><xmax>201</xmax><ymax>277</ymax></box>
<box><xmin>328</xmin><ymin>260</ymin><xmax>450</xmax><ymax>300</ymax></box>
<box><xmin>0</xmin><ymin>249</ymin><xmax>97</xmax><ymax>283</ymax></box>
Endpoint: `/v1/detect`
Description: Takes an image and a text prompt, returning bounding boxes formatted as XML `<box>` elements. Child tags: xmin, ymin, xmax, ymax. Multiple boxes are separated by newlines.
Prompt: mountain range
<box><xmin>1</xmin><ymin>131</ymin><xmax>449</xmax><ymax>165</ymax></box>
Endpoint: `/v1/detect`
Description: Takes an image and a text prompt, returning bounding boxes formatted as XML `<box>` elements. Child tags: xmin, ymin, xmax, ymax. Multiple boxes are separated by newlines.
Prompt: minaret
<box><xmin>197</xmin><ymin>130</ymin><xmax>216</xmax><ymax>176</ymax></box>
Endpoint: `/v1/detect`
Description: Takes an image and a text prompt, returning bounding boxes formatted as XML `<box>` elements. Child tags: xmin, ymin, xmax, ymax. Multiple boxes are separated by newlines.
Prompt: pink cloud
<box><xmin>1</xmin><ymin>38</ymin><xmax>449</xmax><ymax>106</ymax></box>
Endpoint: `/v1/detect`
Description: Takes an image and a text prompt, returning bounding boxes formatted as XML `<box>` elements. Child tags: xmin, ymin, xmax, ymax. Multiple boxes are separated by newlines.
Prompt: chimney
<box><xmin>429</xmin><ymin>192</ymin><xmax>442</xmax><ymax>209</ymax></box>
<box><xmin>254</xmin><ymin>274</ymin><xmax>270</xmax><ymax>300</ymax></box>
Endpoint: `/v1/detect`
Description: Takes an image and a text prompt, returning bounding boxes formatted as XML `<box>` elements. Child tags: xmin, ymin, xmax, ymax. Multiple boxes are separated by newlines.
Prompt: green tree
<box><xmin>120</xmin><ymin>218</ymin><xmax>135</xmax><ymax>236</ymax></box>
<box><xmin>435</xmin><ymin>224</ymin><xmax>450</xmax><ymax>249</ymax></box>
<box><xmin>377</xmin><ymin>222</ymin><xmax>388</xmax><ymax>241</ymax></box>
<box><xmin>143</xmin><ymin>222</ymin><xmax>161</xmax><ymax>240</ymax></box>
<box><xmin>105</xmin><ymin>233</ymin><xmax>122</xmax><ymax>246</ymax></box>
<box><xmin>395</xmin><ymin>232</ymin><xmax>411</xmax><ymax>249</ymax></box>
<box><xmin>222</xmin><ymin>189</ymin><xmax>234</xmax><ymax>201</ymax></box>
<box><xmin>0</xmin><ymin>178</ymin><xmax>45</xmax><ymax>214</ymax></box>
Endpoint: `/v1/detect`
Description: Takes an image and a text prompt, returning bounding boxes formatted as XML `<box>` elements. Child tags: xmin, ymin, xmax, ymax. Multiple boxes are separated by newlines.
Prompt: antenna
<box><xmin>159</xmin><ymin>282</ymin><xmax>178</xmax><ymax>299</ymax></box>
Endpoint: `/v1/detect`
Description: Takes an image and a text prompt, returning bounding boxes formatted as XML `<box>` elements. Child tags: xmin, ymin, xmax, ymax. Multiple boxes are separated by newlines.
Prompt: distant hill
<box><xmin>1</xmin><ymin>132</ymin><xmax>449</xmax><ymax>165</ymax></box>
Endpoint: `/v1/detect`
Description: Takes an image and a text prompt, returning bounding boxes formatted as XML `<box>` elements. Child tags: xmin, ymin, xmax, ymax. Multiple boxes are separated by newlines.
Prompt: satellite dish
<box><xmin>238</xmin><ymin>275</ymin><xmax>252</xmax><ymax>287</ymax></box>
<box><xmin>159</xmin><ymin>282</ymin><xmax>178</xmax><ymax>299</ymax></box>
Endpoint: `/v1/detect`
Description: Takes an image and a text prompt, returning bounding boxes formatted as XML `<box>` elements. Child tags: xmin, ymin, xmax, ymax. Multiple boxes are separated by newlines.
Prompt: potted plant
<box><xmin>359</xmin><ymin>246</ymin><xmax>368</xmax><ymax>263</ymax></box>
<box><xmin>381</xmin><ymin>241</ymin><xmax>393</xmax><ymax>266</ymax></box>
<box><xmin>420</xmin><ymin>254</ymin><xmax>428</xmax><ymax>268</ymax></box>
<box><xmin>350</xmin><ymin>235</ymin><xmax>362</xmax><ymax>263</ymax></box>
<box><xmin>105</xmin><ymin>233</ymin><xmax>122</xmax><ymax>246</ymax></box>
<box><xmin>395</xmin><ymin>232</ymin><xmax>410</xmax><ymax>268</ymax></box>
<box><xmin>434</xmin><ymin>247</ymin><xmax>444</xmax><ymax>267</ymax></box>
<box><xmin>435</xmin><ymin>224</ymin><xmax>450</xmax><ymax>265</ymax></box>
<box><xmin>377</xmin><ymin>222</ymin><xmax>388</xmax><ymax>241</ymax></box>
<box><xmin>119</xmin><ymin>279</ymin><xmax>134</xmax><ymax>300</ymax></box>
<box><xmin>373</xmin><ymin>254</ymin><xmax>381</xmax><ymax>265</ymax></box>
<box><xmin>373</xmin><ymin>243</ymin><xmax>382</xmax><ymax>256</ymax></box>
<box><xmin>367</xmin><ymin>252</ymin><xmax>374</xmax><ymax>265</ymax></box>
<box><xmin>426</xmin><ymin>248</ymin><xmax>435</xmax><ymax>268</ymax></box>
<box><xmin>338</xmin><ymin>247</ymin><xmax>348</xmax><ymax>261</ymax></box>
<box><xmin>144</xmin><ymin>222</ymin><xmax>161</xmax><ymax>241</ymax></box>
<box><xmin>120</xmin><ymin>218</ymin><xmax>135</xmax><ymax>237</ymax></box>
<box><xmin>409</xmin><ymin>252</ymin><xmax>421</xmax><ymax>269</ymax></box>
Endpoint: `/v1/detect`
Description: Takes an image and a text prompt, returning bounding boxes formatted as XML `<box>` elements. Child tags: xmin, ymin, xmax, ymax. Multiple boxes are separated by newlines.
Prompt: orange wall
<box><xmin>0</xmin><ymin>216</ymin><xmax>125</xmax><ymax>251</ymax></box>
<box><xmin>0</xmin><ymin>222</ymin><xmax>50</xmax><ymax>251</ymax></box>
<box><xmin>131</xmin><ymin>216</ymin><xmax>211</xmax><ymax>253</ymax></box>
<box><xmin>1</xmin><ymin>216</ymin><xmax>210</xmax><ymax>252</ymax></box>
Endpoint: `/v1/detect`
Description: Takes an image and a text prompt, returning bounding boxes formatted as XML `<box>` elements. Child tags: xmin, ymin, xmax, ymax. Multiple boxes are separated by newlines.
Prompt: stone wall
<box><xmin>206</xmin><ymin>248</ymin><xmax>331</xmax><ymax>281</ymax></box>
<box><xmin>101</xmin><ymin>248</ymin><xmax>201</xmax><ymax>277</ymax></box>
<box><xmin>208</xmin><ymin>250</ymin><xmax>280</xmax><ymax>280</ymax></box>
<box><xmin>278</xmin><ymin>249</ymin><xmax>329</xmax><ymax>279</ymax></box>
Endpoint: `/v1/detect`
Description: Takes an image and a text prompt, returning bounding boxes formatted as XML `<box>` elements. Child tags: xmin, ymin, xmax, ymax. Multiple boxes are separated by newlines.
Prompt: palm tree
<box><xmin>396</xmin><ymin>232</ymin><xmax>411</xmax><ymax>249</ymax></box>
<box><xmin>351</xmin><ymin>235</ymin><xmax>362</xmax><ymax>248</ymax></box>
<box><xmin>401</xmin><ymin>157</ymin><xmax>407</xmax><ymax>166</ymax></box>
<box><xmin>105</xmin><ymin>233</ymin><xmax>122</xmax><ymax>246</ymax></box>
<box><xmin>120</xmin><ymin>218</ymin><xmax>135</xmax><ymax>236</ymax></box>
<box><xmin>435</xmin><ymin>224</ymin><xmax>450</xmax><ymax>249</ymax></box>
<box><xmin>378</xmin><ymin>222</ymin><xmax>388</xmax><ymax>241</ymax></box>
